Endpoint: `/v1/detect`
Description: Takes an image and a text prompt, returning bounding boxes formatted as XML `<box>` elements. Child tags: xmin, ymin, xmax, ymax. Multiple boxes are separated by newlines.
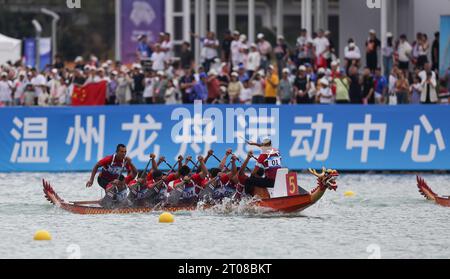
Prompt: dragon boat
<box><xmin>417</xmin><ymin>176</ymin><xmax>450</xmax><ymax>207</ymax></box>
<box><xmin>42</xmin><ymin>168</ymin><xmax>339</xmax><ymax>215</ymax></box>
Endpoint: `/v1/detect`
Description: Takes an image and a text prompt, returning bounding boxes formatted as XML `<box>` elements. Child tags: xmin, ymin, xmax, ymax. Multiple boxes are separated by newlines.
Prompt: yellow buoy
<box><xmin>159</xmin><ymin>212</ymin><xmax>175</xmax><ymax>223</ymax></box>
<box><xmin>344</xmin><ymin>191</ymin><xmax>355</xmax><ymax>197</ymax></box>
<box><xmin>34</xmin><ymin>230</ymin><xmax>52</xmax><ymax>241</ymax></box>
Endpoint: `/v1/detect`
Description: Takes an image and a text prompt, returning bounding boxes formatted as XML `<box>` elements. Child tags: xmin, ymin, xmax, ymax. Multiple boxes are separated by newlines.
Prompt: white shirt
<box><xmin>31</xmin><ymin>75</ymin><xmax>47</xmax><ymax>97</ymax></box>
<box><xmin>251</xmin><ymin>80</ymin><xmax>264</xmax><ymax>97</ymax></box>
<box><xmin>418</xmin><ymin>70</ymin><xmax>437</xmax><ymax>84</ymax></box>
<box><xmin>161</xmin><ymin>40</ymin><xmax>174</xmax><ymax>62</ymax></box>
<box><xmin>344</xmin><ymin>46</ymin><xmax>362</xmax><ymax>60</ymax></box>
<box><xmin>240</xmin><ymin>87</ymin><xmax>252</xmax><ymax>104</ymax></box>
<box><xmin>201</xmin><ymin>38</ymin><xmax>219</xmax><ymax>60</ymax></box>
<box><xmin>318</xmin><ymin>87</ymin><xmax>333</xmax><ymax>104</ymax></box>
<box><xmin>151</xmin><ymin>52</ymin><xmax>166</xmax><ymax>71</ymax></box>
<box><xmin>231</xmin><ymin>40</ymin><xmax>242</xmax><ymax>64</ymax></box>
<box><xmin>14</xmin><ymin>79</ymin><xmax>28</xmax><ymax>100</ymax></box>
<box><xmin>0</xmin><ymin>80</ymin><xmax>13</xmax><ymax>102</ymax></box>
<box><xmin>314</xmin><ymin>37</ymin><xmax>330</xmax><ymax>57</ymax></box>
<box><xmin>143</xmin><ymin>77</ymin><xmax>154</xmax><ymax>98</ymax></box>
<box><xmin>397</xmin><ymin>41</ymin><xmax>412</xmax><ymax>62</ymax></box>
<box><xmin>247</xmin><ymin>51</ymin><xmax>261</xmax><ymax>71</ymax></box>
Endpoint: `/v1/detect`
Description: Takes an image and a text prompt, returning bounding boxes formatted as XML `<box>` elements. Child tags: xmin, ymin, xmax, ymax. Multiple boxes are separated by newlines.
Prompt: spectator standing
<box><xmin>366</xmin><ymin>29</ymin><xmax>381</xmax><ymax>72</ymax></box>
<box><xmin>278</xmin><ymin>68</ymin><xmax>294</xmax><ymax>104</ymax></box>
<box><xmin>313</xmin><ymin>30</ymin><xmax>330</xmax><ymax>69</ymax></box>
<box><xmin>293</xmin><ymin>65</ymin><xmax>311</xmax><ymax>104</ymax></box>
<box><xmin>382</xmin><ymin>33</ymin><xmax>395</xmax><ymax>78</ymax></box>
<box><xmin>150</xmin><ymin>44</ymin><xmax>166</xmax><ymax>71</ymax></box>
<box><xmin>180</xmin><ymin>42</ymin><xmax>194</xmax><ymax>70</ymax></box>
<box><xmin>161</xmin><ymin>33</ymin><xmax>174</xmax><ymax>63</ymax></box>
<box><xmin>395</xmin><ymin>71</ymin><xmax>410</xmax><ymax>104</ymax></box>
<box><xmin>264</xmin><ymin>65</ymin><xmax>279</xmax><ymax>104</ymax></box>
<box><xmin>0</xmin><ymin>72</ymin><xmax>13</xmax><ymax>106</ymax></box>
<box><xmin>240</xmin><ymin>79</ymin><xmax>253</xmax><ymax>104</ymax></box>
<box><xmin>417</xmin><ymin>34</ymin><xmax>430</xmax><ymax>70</ymax></box>
<box><xmin>231</xmin><ymin>31</ymin><xmax>242</xmax><ymax>68</ymax></box>
<box><xmin>334</xmin><ymin>69</ymin><xmax>351</xmax><ymax>104</ymax></box>
<box><xmin>221</xmin><ymin>30</ymin><xmax>233</xmax><ymax>63</ymax></box>
<box><xmin>344</xmin><ymin>39</ymin><xmax>361</xmax><ymax>73</ymax></box>
<box><xmin>192</xmin><ymin>73</ymin><xmax>209</xmax><ymax>103</ymax></box>
<box><xmin>196</xmin><ymin>31</ymin><xmax>220</xmax><ymax>72</ymax></box>
<box><xmin>296</xmin><ymin>29</ymin><xmax>309</xmax><ymax>66</ymax></box>
<box><xmin>30</xmin><ymin>68</ymin><xmax>47</xmax><ymax>103</ymax></box>
<box><xmin>250</xmin><ymin>70</ymin><xmax>265</xmax><ymax>104</ymax></box>
<box><xmin>348</xmin><ymin>66</ymin><xmax>362</xmax><ymax>104</ymax></box>
<box><xmin>362</xmin><ymin>67</ymin><xmax>375</xmax><ymax>104</ymax></box>
<box><xmin>107</xmin><ymin>71</ymin><xmax>118</xmax><ymax>105</ymax></box>
<box><xmin>316</xmin><ymin>78</ymin><xmax>333</xmax><ymax>104</ymax></box>
<box><xmin>47</xmin><ymin>69</ymin><xmax>63</xmax><ymax>106</ymax></box>
<box><xmin>247</xmin><ymin>44</ymin><xmax>261</xmax><ymax>78</ymax></box>
<box><xmin>136</xmin><ymin>35</ymin><xmax>153</xmax><ymax>61</ymax></box>
<box><xmin>207</xmin><ymin>69</ymin><xmax>221</xmax><ymax>104</ymax></box>
<box><xmin>23</xmin><ymin>84</ymin><xmax>35</xmax><ymax>106</ymax></box>
<box><xmin>374</xmin><ymin>67</ymin><xmax>388</xmax><ymax>104</ymax></box>
<box><xmin>116</xmin><ymin>69</ymin><xmax>132</xmax><ymax>105</ymax></box>
<box><xmin>257</xmin><ymin>34</ymin><xmax>273</xmax><ymax>71</ymax></box>
<box><xmin>179</xmin><ymin>67</ymin><xmax>196</xmax><ymax>104</ymax></box>
<box><xmin>396</xmin><ymin>34</ymin><xmax>413</xmax><ymax>74</ymax></box>
<box><xmin>410</xmin><ymin>75</ymin><xmax>422</xmax><ymax>104</ymax></box>
<box><xmin>228</xmin><ymin>72</ymin><xmax>242</xmax><ymax>104</ymax></box>
<box><xmin>420</xmin><ymin>70</ymin><xmax>438</xmax><ymax>104</ymax></box>
<box><xmin>432</xmin><ymin>32</ymin><xmax>440</xmax><ymax>71</ymax></box>
<box><xmin>164</xmin><ymin>79</ymin><xmax>178</xmax><ymax>104</ymax></box>
<box><xmin>131</xmin><ymin>65</ymin><xmax>145</xmax><ymax>104</ymax></box>
<box><xmin>13</xmin><ymin>71</ymin><xmax>27</xmax><ymax>106</ymax></box>
<box><xmin>274</xmin><ymin>36</ymin><xmax>289</xmax><ymax>78</ymax></box>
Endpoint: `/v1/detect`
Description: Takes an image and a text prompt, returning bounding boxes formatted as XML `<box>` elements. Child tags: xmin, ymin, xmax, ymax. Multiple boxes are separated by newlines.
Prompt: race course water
<box><xmin>0</xmin><ymin>173</ymin><xmax>449</xmax><ymax>259</ymax></box>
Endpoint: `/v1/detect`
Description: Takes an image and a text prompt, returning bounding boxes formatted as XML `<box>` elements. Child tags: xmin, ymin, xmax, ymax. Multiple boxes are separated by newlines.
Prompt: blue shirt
<box><xmin>193</xmin><ymin>81</ymin><xmax>208</xmax><ymax>102</ymax></box>
<box><xmin>375</xmin><ymin>75</ymin><xmax>387</xmax><ymax>93</ymax></box>
<box><xmin>137</xmin><ymin>42</ymin><xmax>152</xmax><ymax>58</ymax></box>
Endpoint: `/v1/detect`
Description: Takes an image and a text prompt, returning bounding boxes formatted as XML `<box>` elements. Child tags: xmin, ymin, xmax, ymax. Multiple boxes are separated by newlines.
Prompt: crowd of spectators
<box><xmin>0</xmin><ymin>29</ymin><xmax>448</xmax><ymax>107</ymax></box>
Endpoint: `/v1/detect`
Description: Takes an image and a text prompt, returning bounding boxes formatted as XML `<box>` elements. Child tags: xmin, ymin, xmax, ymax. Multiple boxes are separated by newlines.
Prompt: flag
<box><xmin>72</xmin><ymin>81</ymin><xmax>107</xmax><ymax>106</ymax></box>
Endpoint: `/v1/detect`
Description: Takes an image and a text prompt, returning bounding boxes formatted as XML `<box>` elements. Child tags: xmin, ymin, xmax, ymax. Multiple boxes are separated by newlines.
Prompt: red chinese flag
<box><xmin>72</xmin><ymin>81</ymin><xmax>107</xmax><ymax>106</ymax></box>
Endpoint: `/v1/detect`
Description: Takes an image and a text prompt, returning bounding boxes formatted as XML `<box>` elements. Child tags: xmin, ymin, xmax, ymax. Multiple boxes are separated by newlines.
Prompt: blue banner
<box><xmin>23</xmin><ymin>37</ymin><xmax>52</xmax><ymax>70</ymax></box>
<box><xmin>0</xmin><ymin>105</ymin><xmax>449</xmax><ymax>172</ymax></box>
<box><xmin>440</xmin><ymin>15</ymin><xmax>450</xmax><ymax>77</ymax></box>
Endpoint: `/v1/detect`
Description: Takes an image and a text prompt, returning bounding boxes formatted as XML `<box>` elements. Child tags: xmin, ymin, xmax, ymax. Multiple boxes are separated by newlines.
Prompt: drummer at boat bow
<box><xmin>245</xmin><ymin>138</ymin><xmax>282</xmax><ymax>194</ymax></box>
<box><xmin>86</xmin><ymin>144</ymin><xmax>138</xmax><ymax>190</ymax></box>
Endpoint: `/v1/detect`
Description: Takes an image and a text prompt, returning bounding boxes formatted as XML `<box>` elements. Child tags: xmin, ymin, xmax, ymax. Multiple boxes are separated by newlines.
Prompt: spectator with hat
<box><xmin>278</xmin><ymin>68</ymin><xmax>294</xmax><ymax>104</ymax></box>
<box><xmin>228</xmin><ymin>72</ymin><xmax>242</xmax><ymax>104</ymax></box>
<box><xmin>136</xmin><ymin>35</ymin><xmax>153</xmax><ymax>62</ymax></box>
<box><xmin>247</xmin><ymin>43</ymin><xmax>261</xmax><ymax>78</ymax></box>
<box><xmin>264</xmin><ymin>65</ymin><xmax>279</xmax><ymax>104</ymax></box>
<box><xmin>293</xmin><ymin>65</ymin><xmax>311</xmax><ymax>104</ymax></box>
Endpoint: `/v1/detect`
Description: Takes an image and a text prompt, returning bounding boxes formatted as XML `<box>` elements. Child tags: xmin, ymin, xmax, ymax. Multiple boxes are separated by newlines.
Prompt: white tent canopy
<box><xmin>0</xmin><ymin>33</ymin><xmax>21</xmax><ymax>65</ymax></box>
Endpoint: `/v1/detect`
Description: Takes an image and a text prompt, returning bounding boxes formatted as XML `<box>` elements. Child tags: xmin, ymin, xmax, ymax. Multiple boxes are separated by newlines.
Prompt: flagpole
<box><xmin>115</xmin><ymin>0</ymin><xmax>121</xmax><ymax>62</ymax></box>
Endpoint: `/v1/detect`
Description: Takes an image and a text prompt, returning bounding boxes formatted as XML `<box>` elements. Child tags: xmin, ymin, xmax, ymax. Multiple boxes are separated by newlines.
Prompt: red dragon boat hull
<box><xmin>42</xmin><ymin>179</ymin><xmax>323</xmax><ymax>215</ymax></box>
<box><xmin>417</xmin><ymin>176</ymin><xmax>450</xmax><ymax>207</ymax></box>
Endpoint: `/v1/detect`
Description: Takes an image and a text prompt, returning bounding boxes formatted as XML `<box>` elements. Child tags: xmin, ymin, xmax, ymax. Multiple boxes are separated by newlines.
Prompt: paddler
<box><xmin>86</xmin><ymin>144</ymin><xmax>138</xmax><ymax>190</ymax></box>
<box><xmin>244</xmin><ymin>137</ymin><xmax>283</xmax><ymax>195</ymax></box>
<box><xmin>100</xmin><ymin>175</ymin><xmax>130</xmax><ymax>209</ymax></box>
<box><xmin>166</xmin><ymin>155</ymin><xmax>209</xmax><ymax>205</ymax></box>
<box><xmin>128</xmin><ymin>154</ymin><xmax>167</xmax><ymax>207</ymax></box>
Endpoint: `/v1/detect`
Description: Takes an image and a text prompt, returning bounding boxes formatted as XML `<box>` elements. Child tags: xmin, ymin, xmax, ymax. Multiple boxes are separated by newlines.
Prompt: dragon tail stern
<box><xmin>42</xmin><ymin>179</ymin><xmax>65</xmax><ymax>206</ymax></box>
<box><xmin>417</xmin><ymin>176</ymin><xmax>438</xmax><ymax>201</ymax></box>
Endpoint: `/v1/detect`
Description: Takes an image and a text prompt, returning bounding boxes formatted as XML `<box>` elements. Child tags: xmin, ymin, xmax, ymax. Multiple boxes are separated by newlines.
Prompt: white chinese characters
<box><xmin>122</xmin><ymin>114</ymin><xmax>162</xmax><ymax>161</ymax></box>
<box><xmin>401</xmin><ymin>115</ymin><xmax>446</xmax><ymax>163</ymax></box>
<box><xmin>65</xmin><ymin>115</ymin><xmax>105</xmax><ymax>163</ymax></box>
<box><xmin>346</xmin><ymin>114</ymin><xmax>386</xmax><ymax>163</ymax></box>
<box><xmin>10</xmin><ymin>117</ymin><xmax>50</xmax><ymax>163</ymax></box>
<box><xmin>290</xmin><ymin>114</ymin><xmax>333</xmax><ymax>162</ymax></box>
